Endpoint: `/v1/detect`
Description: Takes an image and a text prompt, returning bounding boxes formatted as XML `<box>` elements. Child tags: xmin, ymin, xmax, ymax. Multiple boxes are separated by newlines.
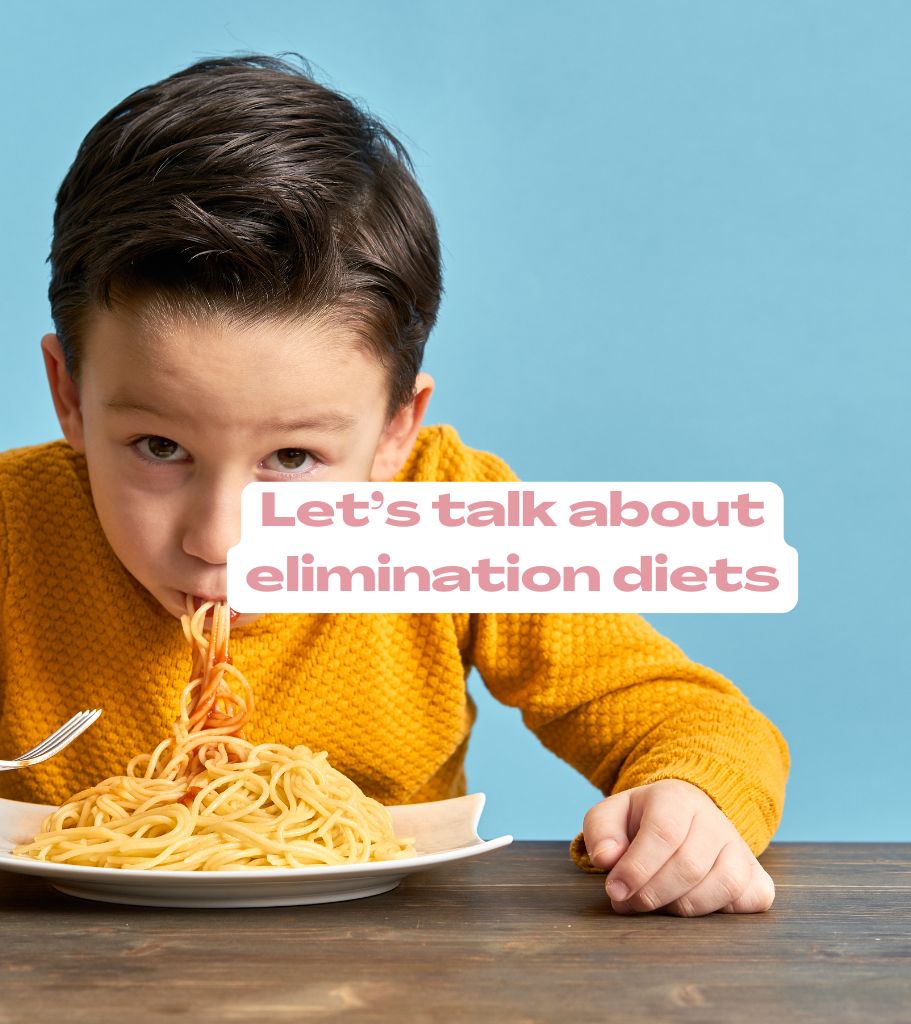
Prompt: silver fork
<box><xmin>0</xmin><ymin>710</ymin><xmax>103</xmax><ymax>771</ymax></box>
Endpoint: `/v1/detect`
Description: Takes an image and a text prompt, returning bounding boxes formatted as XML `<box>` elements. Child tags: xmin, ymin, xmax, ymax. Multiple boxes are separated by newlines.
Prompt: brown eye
<box><xmin>147</xmin><ymin>437</ymin><xmax>177</xmax><ymax>458</ymax></box>
<box><xmin>140</xmin><ymin>436</ymin><xmax>185</xmax><ymax>461</ymax></box>
<box><xmin>275</xmin><ymin>448</ymin><xmax>311</xmax><ymax>470</ymax></box>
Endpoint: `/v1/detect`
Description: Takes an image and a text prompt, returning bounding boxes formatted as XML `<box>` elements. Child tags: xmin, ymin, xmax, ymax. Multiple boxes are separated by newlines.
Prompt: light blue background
<box><xmin>2</xmin><ymin>1</ymin><xmax>908</xmax><ymax>840</ymax></box>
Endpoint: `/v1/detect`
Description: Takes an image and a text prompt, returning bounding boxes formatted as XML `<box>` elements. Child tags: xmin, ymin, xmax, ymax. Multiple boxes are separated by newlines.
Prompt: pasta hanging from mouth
<box><xmin>13</xmin><ymin>598</ymin><xmax>415</xmax><ymax>870</ymax></box>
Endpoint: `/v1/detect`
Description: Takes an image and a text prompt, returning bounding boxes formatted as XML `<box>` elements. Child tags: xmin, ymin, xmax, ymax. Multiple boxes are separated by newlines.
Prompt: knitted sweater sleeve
<box><xmin>416</xmin><ymin>425</ymin><xmax>789</xmax><ymax>868</ymax></box>
<box><xmin>469</xmin><ymin>610</ymin><xmax>790</xmax><ymax>866</ymax></box>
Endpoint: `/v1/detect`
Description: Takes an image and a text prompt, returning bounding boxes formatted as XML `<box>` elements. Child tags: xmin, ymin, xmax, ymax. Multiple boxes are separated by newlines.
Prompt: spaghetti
<box><xmin>14</xmin><ymin>598</ymin><xmax>415</xmax><ymax>870</ymax></box>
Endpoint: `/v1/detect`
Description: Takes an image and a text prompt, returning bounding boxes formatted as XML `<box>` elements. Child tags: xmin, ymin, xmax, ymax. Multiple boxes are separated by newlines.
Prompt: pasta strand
<box><xmin>14</xmin><ymin>599</ymin><xmax>415</xmax><ymax>870</ymax></box>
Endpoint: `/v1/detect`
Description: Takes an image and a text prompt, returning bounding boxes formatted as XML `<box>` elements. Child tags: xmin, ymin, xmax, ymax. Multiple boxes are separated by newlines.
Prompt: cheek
<box><xmin>105</xmin><ymin>502</ymin><xmax>170</xmax><ymax>566</ymax></box>
<box><xmin>86</xmin><ymin>462</ymin><xmax>178</xmax><ymax>568</ymax></box>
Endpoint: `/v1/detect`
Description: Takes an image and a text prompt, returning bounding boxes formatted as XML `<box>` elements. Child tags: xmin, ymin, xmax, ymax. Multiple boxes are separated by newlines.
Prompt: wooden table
<box><xmin>2</xmin><ymin>842</ymin><xmax>909</xmax><ymax>1023</ymax></box>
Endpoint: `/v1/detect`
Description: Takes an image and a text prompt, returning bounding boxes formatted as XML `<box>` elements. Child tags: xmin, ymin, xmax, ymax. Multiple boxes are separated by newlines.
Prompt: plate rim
<box><xmin>0</xmin><ymin>792</ymin><xmax>513</xmax><ymax>883</ymax></box>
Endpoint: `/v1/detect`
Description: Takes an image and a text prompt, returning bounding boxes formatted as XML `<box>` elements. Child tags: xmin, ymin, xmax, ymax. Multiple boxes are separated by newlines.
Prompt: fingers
<box><xmin>662</xmin><ymin>840</ymin><xmax>758</xmax><ymax>917</ymax></box>
<box><xmin>603</xmin><ymin>786</ymin><xmax>695</xmax><ymax>905</ymax></box>
<box><xmin>720</xmin><ymin>859</ymin><xmax>776</xmax><ymax>914</ymax></box>
<box><xmin>582</xmin><ymin>780</ymin><xmax>777</xmax><ymax>917</ymax></box>
<box><xmin>608</xmin><ymin>812</ymin><xmax>719</xmax><ymax>913</ymax></box>
<box><xmin>582</xmin><ymin>790</ymin><xmax>632</xmax><ymax>872</ymax></box>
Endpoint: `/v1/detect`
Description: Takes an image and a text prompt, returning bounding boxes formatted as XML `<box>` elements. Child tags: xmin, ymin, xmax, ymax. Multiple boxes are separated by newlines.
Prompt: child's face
<box><xmin>42</xmin><ymin>305</ymin><xmax>433</xmax><ymax>626</ymax></box>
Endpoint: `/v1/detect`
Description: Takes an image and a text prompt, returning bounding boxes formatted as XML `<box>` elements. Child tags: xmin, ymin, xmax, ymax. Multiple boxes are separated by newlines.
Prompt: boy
<box><xmin>0</xmin><ymin>53</ymin><xmax>789</xmax><ymax>916</ymax></box>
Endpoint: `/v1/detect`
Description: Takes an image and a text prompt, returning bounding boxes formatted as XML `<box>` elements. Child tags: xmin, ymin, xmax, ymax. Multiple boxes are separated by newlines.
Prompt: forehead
<box><xmin>79</xmin><ymin>302</ymin><xmax>390</xmax><ymax>414</ymax></box>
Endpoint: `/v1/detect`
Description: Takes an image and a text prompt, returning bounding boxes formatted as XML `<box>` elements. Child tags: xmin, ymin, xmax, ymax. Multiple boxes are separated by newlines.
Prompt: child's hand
<box><xmin>582</xmin><ymin>779</ymin><xmax>775</xmax><ymax>916</ymax></box>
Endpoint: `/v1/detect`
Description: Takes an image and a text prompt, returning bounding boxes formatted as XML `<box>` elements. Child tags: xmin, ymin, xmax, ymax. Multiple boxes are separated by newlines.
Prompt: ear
<box><xmin>369</xmin><ymin>372</ymin><xmax>435</xmax><ymax>481</ymax></box>
<box><xmin>41</xmin><ymin>333</ymin><xmax>86</xmax><ymax>453</ymax></box>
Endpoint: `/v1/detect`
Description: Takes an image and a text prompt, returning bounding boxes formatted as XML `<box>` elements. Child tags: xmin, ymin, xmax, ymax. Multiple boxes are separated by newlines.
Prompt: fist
<box><xmin>582</xmin><ymin>779</ymin><xmax>776</xmax><ymax>916</ymax></box>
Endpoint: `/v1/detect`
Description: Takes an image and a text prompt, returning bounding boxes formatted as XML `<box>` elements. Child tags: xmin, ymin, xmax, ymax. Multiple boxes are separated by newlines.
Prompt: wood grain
<box><xmin>1</xmin><ymin>843</ymin><xmax>909</xmax><ymax>1024</ymax></box>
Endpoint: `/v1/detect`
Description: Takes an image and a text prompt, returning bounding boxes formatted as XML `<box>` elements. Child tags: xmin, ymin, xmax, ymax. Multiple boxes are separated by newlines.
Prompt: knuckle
<box><xmin>662</xmin><ymin>779</ymin><xmax>691</xmax><ymax>795</ymax></box>
<box><xmin>716</xmin><ymin>874</ymin><xmax>741</xmax><ymax>903</ymax></box>
<box><xmin>673</xmin><ymin>851</ymin><xmax>705</xmax><ymax>887</ymax></box>
<box><xmin>657</xmin><ymin>778</ymin><xmax>699</xmax><ymax>802</ymax></box>
<box><xmin>716</xmin><ymin>861</ymin><xmax>751</xmax><ymax>904</ymax></box>
<box><xmin>581</xmin><ymin>810</ymin><xmax>599</xmax><ymax>841</ymax></box>
<box><xmin>672</xmin><ymin>896</ymin><xmax>698</xmax><ymax>918</ymax></box>
<box><xmin>633</xmin><ymin>887</ymin><xmax>660</xmax><ymax>911</ymax></box>
<box><xmin>648</xmin><ymin>818</ymin><xmax>687</xmax><ymax>849</ymax></box>
<box><xmin>582</xmin><ymin>803</ymin><xmax>608</xmax><ymax>836</ymax></box>
<box><xmin>734</xmin><ymin>856</ymin><xmax>755</xmax><ymax>891</ymax></box>
<box><xmin>621</xmin><ymin>858</ymin><xmax>650</xmax><ymax>887</ymax></box>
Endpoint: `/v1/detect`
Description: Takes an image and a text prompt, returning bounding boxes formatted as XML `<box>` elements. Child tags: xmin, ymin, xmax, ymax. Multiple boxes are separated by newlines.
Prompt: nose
<box><xmin>180</xmin><ymin>475</ymin><xmax>244</xmax><ymax>566</ymax></box>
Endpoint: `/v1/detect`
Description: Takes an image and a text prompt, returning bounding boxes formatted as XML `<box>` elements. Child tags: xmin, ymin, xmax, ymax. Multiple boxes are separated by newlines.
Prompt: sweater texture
<box><xmin>0</xmin><ymin>425</ymin><xmax>789</xmax><ymax>866</ymax></box>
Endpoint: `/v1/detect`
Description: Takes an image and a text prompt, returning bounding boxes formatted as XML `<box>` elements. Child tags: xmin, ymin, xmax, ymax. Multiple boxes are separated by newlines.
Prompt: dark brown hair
<box><xmin>47</xmin><ymin>52</ymin><xmax>442</xmax><ymax>420</ymax></box>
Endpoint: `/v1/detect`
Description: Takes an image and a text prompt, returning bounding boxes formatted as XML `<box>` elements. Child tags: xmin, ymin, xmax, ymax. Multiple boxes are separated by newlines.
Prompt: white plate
<box><xmin>0</xmin><ymin>792</ymin><xmax>512</xmax><ymax>908</ymax></box>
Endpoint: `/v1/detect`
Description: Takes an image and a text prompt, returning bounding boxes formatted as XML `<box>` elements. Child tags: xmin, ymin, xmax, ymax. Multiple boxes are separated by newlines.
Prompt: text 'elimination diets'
<box><xmin>227</xmin><ymin>483</ymin><xmax>798</xmax><ymax>613</ymax></box>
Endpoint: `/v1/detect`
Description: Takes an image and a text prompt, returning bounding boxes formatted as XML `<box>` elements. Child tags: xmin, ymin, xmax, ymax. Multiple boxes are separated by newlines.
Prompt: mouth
<box><xmin>184</xmin><ymin>592</ymin><xmax>241</xmax><ymax>623</ymax></box>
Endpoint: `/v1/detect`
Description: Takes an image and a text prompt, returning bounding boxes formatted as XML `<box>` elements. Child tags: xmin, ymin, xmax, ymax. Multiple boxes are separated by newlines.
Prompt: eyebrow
<box><xmin>105</xmin><ymin>398</ymin><xmax>358</xmax><ymax>435</ymax></box>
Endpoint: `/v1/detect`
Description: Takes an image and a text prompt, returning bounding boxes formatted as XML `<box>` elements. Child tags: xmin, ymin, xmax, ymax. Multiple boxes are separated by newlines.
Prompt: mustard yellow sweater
<box><xmin>0</xmin><ymin>425</ymin><xmax>789</xmax><ymax>864</ymax></box>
